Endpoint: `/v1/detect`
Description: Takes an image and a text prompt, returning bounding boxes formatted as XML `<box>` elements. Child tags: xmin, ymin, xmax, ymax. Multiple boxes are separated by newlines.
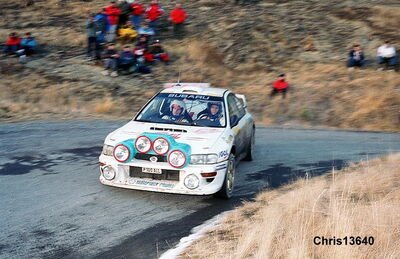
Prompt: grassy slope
<box><xmin>0</xmin><ymin>0</ymin><xmax>399</xmax><ymax>130</ymax></box>
<box><xmin>180</xmin><ymin>154</ymin><xmax>400</xmax><ymax>258</ymax></box>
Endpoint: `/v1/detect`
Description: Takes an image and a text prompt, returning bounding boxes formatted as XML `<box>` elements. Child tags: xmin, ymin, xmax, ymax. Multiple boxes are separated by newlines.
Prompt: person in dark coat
<box><xmin>347</xmin><ymin>44</ymin><xmax>365</xmax><ymax>68</ymax></box>
<box><xmin>101</xmin><ymin>43</ymin><xmax>120</xmax><ymax>77</ymax></box>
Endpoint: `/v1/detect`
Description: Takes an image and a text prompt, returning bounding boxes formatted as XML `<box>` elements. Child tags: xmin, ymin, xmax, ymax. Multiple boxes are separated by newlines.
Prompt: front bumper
<box><xmin>99</xmin><ymin>154</ymin><xmax>228</xmax><ymax>195</ymax></box>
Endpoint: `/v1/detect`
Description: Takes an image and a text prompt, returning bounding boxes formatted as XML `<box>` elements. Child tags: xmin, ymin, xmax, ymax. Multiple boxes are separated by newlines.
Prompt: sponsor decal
<box><xmin>219</xmin><ymin>150</ymin><xmax>229</xmax><ymax>159</ymax></box>
<box><xmin>129</xmin><ymin>179</ymin><xmax>176</xmax><ymax>189</ymax></box>
<box><xmin>168</xmin><ymin>93</ymin><xmax>210</xmax><ymax>100</ymax></box>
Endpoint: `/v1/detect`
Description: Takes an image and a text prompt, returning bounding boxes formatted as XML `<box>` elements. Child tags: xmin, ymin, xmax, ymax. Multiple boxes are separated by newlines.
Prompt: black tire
<box><xmin>214</xmin><ymin>153</ymin><xmax>235</xmax><ymax>199</ymax></box>
<box><xmin>243</xmin><ymin>127</ymin><xmax>255</xmax><ymax>161</ymax></box>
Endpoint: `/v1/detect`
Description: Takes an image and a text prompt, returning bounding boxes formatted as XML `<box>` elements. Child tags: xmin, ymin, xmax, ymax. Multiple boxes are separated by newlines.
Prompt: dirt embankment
<box><xmin>0</xmin><ymin>0</ymin><xmax>399</xmax><ymax>131</ymax></box>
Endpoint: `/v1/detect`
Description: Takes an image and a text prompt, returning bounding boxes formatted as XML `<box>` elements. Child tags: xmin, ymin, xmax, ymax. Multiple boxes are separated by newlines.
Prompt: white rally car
<box><xmin>99</xmin><ymin>83</ymin><xmax>255</xmax><ymax>198</ymax></box>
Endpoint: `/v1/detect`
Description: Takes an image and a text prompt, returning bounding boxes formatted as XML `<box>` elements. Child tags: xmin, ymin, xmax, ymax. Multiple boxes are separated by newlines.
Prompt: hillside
<box><xmin>0</xmin><ymin>0</ymin><xmax>399</xmax><ymax>130</ymax></box>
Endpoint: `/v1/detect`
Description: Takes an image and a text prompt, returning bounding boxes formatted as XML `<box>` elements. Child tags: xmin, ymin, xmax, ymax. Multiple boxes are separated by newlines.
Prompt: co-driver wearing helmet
<box><xmin>197</xmin><ymin>102</ymin><xmax>222</xmax><ymax>126</ymax></box>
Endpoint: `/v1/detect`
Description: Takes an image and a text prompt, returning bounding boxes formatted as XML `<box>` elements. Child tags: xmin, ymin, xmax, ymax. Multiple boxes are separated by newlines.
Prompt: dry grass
<box><xmin>180</xmin><ymin>154</ymin><xmax>400</xmax><ymax>259</ymax></box>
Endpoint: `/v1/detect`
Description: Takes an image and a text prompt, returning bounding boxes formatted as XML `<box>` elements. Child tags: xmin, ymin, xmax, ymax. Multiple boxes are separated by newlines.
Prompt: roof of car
<box><xmin>161</xmin><ymin>83</ymin><xmax>228</xmax><ymax>97</ymax></box>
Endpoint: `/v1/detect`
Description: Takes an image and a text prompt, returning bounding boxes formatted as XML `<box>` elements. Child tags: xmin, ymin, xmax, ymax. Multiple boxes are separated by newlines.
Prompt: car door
<box><xmin>227</xmin><ymin>94</ymin><xmax>247</xmax><ymax>156</ymax></box>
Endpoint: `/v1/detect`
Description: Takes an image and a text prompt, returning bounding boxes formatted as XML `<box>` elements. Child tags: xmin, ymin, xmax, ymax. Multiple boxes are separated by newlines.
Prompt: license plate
<box><xmin>142</xmin><ymin>167</ymin><xmax>162</xmax><ymax>174</ymax></box>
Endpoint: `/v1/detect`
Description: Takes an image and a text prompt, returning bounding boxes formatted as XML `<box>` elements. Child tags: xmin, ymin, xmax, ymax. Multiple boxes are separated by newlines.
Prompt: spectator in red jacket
<box><xmin>169</xmin><ymin>3</ymin><xmax>187</xmax><ymax>39</ymax></box>
<box><xmin>3</xmin><ymin>32</ymin><xmax>21</xmax><ymax>55</ymax></box>
<box><xmin>270</xmin><ymin>73</ymin><xmax>289</xmax><ymax>99</ymax></box>
<box><xmin>145</xmin><ymin>0</ymin><xmax>164</xmax><ymax>34</ymax></box>
<box><xmin>130</xmin><ymin>1</ymin><xmax>145</xmax><ymax>29</ymax></box>
<box><xmin>105</xmin><ymin>1</ymin><xmax>122</xmax><ymax>42</ymax></box>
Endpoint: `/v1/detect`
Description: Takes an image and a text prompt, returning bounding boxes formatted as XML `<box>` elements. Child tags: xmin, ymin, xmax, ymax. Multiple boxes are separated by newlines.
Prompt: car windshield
<box><xmin>135</xmin><ymin>93</ymin><xmax>226</xmax><ymax>128</ymax></box>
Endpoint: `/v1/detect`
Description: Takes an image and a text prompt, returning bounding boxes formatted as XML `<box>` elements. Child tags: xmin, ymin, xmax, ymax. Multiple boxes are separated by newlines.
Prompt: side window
<box><xmin>234</xmin><ymin>96</ymin><xmax>246</xmax><ymax>119</ymax></box>
<box><xmin>227</xmin><ymin>94</ymin><xmax>241</xmax><ymax>123</ymax></box>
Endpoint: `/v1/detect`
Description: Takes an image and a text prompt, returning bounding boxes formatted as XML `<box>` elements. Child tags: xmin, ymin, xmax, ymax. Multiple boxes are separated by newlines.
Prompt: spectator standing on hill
<box><xmin>130</xmin><ymin>0</ymin><xmax>145</xmax><ymax>29</ymax></box>
<box><xmin>102</xmin><ymin>43</ymin><xmax>120</xmax><ymax>77</ymax></box>
<box><xmin>105</xmin><ymin>1</ymin><xmax>122</xmax><ymax>42</ymax></box>
<box><xmin>94</xmin><ymin>9</ymin><xmax>109</xmax><ymax>44</ymax></box>
<box><xmin>270</xmin><ymin>74</ymin><xmax>289</xmax><ymax>99</ymax></box>
<box><xmin>86</xmin><ymin>14</ymin><xmax>101</xmax><ymax>60</ymax></box>
<box><xmin>3</xmin><ymin>32</ymin><xmax>20</xmax><ymax>55</ymax></box>
<box><xmin>145</xmin><ymin>0</ymin><xmax>164</xmax><ymax>34</ymax></box>
<box><xmin>20</xmin><ymin>32</ymin><xmax>38</xmax><ymax>56</ymax></box>
<box><xmin>169</xmin><ymin>3</ymin><xmax>187</xmax><ymax>39</ymax></box>
<box><xmin>118</xmin><ymin>0</ymin><xmax>132</xmax><ymax>26</ymax></box>
<box><xmin>377</xmin><ymin>41</ymin><xmax>398</xmax><ymax>70</ymax></box>
<box><xmin>347</xmin><ymin>44</ymin><xmax>365</xmax><ymax>69</ymax></box>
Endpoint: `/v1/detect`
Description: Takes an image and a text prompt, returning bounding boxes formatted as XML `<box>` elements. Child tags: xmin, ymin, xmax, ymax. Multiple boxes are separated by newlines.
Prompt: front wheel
<box><xmin>214</xmin><ymin>153</ymin><xmax>235</xmax><ymax>199</ymax></box>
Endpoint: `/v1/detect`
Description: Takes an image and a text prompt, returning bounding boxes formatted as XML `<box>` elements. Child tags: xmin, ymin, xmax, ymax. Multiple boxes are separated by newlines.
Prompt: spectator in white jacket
<box><xmin>377</xmin><ymin>41</ymin><xmax>397</xmax><ymax>69</ymax></box>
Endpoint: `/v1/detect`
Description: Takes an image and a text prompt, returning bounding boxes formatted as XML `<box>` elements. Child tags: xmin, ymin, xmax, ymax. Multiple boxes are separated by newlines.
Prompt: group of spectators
<box><xmin>3</xmin><ymin>32</ymin><xmax>38</xmax><ymax>62</ymax></box>
<box><xmin>86</xmin><ymin>0</ymin><xmax>187</xmax><ymax>77</ymax></box>
<box><xmin>270</xmin><ymin>41</ymin><xmax>398</xmax><ymax>100</ymax></box>
<box><xmin>347</xmin><ymin>41</ymin><xmax>398</xmax><ymax>70</ymax></box>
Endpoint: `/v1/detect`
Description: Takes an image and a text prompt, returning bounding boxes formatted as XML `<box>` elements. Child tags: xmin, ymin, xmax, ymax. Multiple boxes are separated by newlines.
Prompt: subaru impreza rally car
<box><xmin>99</xmin><ymin>83</ymin><xmax>255</xmax><ymax>198</ymax></box>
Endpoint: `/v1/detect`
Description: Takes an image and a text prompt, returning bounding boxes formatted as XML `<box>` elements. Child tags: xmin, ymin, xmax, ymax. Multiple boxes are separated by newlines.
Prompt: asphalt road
<box><xmin>0</xmin><ymin>120</ymin><xmax>399</xmax><ymax>259</ymax></box>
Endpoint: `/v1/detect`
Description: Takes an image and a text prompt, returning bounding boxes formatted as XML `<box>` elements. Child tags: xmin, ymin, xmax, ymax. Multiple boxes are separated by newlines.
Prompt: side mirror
<box><xmin>230</xmin><ymin>115</ymin><xmax>239</xmax><ymax>128</ymax></box>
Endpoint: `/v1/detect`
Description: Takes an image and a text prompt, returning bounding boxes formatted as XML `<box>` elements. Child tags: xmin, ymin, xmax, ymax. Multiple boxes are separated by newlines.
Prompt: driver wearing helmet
<box><xmin>197</xmin><ymin>102</ymin><xmax>222</xmax><ymax>126</ymax></box>
<box><xmin>162</xmin><ymin>99</ymin><xmax>191</xmax><ymax>123</ymax></box>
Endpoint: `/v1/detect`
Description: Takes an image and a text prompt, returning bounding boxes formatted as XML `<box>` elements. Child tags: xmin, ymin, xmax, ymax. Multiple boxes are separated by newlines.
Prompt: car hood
<box><xmin>107</xmin><ymin>121</ymin><xmax>227</xmax><ymax>154</ymax></box>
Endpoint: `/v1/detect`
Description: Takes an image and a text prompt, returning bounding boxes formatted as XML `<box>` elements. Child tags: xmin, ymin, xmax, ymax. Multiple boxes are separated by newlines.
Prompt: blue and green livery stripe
<box><xmin>117</xmin><ymin>132</ymin><xmax>191</xmax><ymax>167</ymax></box>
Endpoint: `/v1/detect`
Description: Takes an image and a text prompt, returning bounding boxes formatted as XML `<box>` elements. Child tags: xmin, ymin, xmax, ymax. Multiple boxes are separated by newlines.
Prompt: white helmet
<box><xmin>170</xmin><ymin>99</ymin><xmax>186</xmax><ymax>115</ymax></box>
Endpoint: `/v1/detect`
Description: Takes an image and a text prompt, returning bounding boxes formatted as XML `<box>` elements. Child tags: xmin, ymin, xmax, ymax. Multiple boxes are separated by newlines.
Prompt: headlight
<box><xmin>168</xmin><ymin>150</ymin><xmax>186</xmax><ymax>168</ymax></box>
<box><xmin>135</xmin><ymin>136</ymin><xmax>151</xmax><ymax>153</ymax></box>
<box><xmin>152</xmin><ymin>137</ymin><xmax>169</xmax><ymax>155</ymax></box>
<box><xmin>102</xmin><ymin>144</ymin><xmax>114</xmax><ymax>156</ymax></box>
<box><xmin>113</xmin><ymin>144</ymin><xmax>130</xmax><ymax>162</ymax></box>
<box><xmin>184</xmin><ymin>174</ymin><xmax>199</xmax><ymax>189</ymax></box>
<box><xmin>190</xmin><ymin>154</ymin><xmax>218</xmax><ymax>164</ymax></box>
<box><xmin>102</xmin><ymin>166</ymin><xmax>116</xmax><ymax>180</ymax></box>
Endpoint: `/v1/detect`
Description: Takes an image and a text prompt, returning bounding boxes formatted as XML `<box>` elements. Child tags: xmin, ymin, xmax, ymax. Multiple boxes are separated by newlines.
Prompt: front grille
<box><xmin>134</xmin><ymin>153</ymin><xmax>167</xmax><ymax>162</ymax></box>
<box><xmin>129</xmin><ymin>166</ymin><xmax>180</xmax><ymax>181</ymax></box>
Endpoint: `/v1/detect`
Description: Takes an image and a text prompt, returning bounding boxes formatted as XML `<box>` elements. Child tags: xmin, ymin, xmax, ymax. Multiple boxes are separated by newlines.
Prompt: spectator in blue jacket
<box><xmin>137</xmin><ymin>20</ymin><xmax>155</xmax><ymax>42</ymax></box>
<box><xmin>347</xmin><ymin>44</ymin><xmax>365</xmax><ymax>68</ymax></box>
<box><xmin>94</xmin><ymin>8</ymin><xmax>109</xmax><ymax>44</ymax></box>
<box><xmin>20</xmin><ymin>32</ymin><xmax>38</xmax><ymax>56</ymax></box>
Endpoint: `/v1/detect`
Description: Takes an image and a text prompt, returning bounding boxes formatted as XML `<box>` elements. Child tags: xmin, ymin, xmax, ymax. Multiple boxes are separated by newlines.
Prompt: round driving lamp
<box><xmin>135</xmin><ymin>136</ymin><xmax>152</xmax><ymax>153</ymax></box>
<box><xmin>153</xmin><ymin>137</ymin><xmax>169</xmax><ymax>155</ymax></box>
<box><xmin>113</xmin><ymin>144</ymin><xmax>130</xmax><ymax>163</ymax></box>
<box><xmin>168</xmin><ymin>150</ymin><xmax>186</xmax><ymax>168</ymax></box>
